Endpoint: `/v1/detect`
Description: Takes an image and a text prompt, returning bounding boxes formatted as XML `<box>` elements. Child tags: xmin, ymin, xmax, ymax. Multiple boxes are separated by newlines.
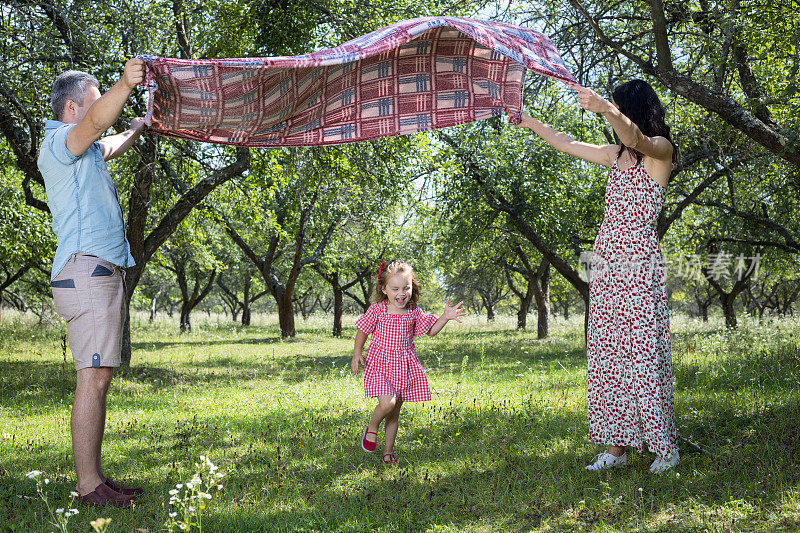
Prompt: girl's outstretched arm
<box><xmin>352</xmin><ymin>330</ymin><xmax>368</xmax><ymax>375</ymax></box>
<box><xmin>572</xmin><ymin>85</ymin><xmax>673</xmax><ymax>163</ymax></box>
<box><xmin>514</xmin><ymin>111</ymin><xmax>615</xmax><ymax>167</ymax></box>
<box><xmin>428</xmin><ymin>300</ymin><xmax>466</xmax><ymax>337</ymax></box>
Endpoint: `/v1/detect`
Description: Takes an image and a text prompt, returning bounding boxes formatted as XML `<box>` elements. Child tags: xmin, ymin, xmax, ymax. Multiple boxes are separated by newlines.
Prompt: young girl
<box><xmin>351</xmin><ymin>260</ymin><xmax>465</xmax><ymax>465</ymax></box>
<box><xmin>512</xmin><ymin>80</ymin><xmax>679</xmax><ymax>473</ymax></box>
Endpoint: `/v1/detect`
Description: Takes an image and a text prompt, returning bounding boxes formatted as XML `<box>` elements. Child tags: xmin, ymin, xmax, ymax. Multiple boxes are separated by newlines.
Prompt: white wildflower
<box><xmin>70</xmin><ymin>491</ymin><xmax>79</xmax><ymax>497</ymax></box>
<box><xmin>25</xmin><ymin>470</ymin><xmax>42</xmax><ymax>479</ymax></box>
<box><xmin>169</xmin><ymin>512</ymin><xmax>177</xmax><ymax>517</ymax></box>
<box><xmin>169</xmin><ymin>489</ymin><xmax>179</xmax><ymax>495</ymax></box>
<box><xmin>56</xmin><ymin>508</ymin><xmax>64</xmax><ymax>514</ymax></box>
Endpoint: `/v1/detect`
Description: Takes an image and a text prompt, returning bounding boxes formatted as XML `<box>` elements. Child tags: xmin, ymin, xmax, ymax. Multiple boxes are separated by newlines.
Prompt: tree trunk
<box><xmin>277</xmin><ymin>290</ymin><xmax>296</xmax><ymax>337</ymax></box>
<box><xmin>583</xmin><ymin>304</ymin><xmax>589</xmax><ymax>346</ymax></box>
<box><xmin>505</xmin><ymin>265</ymin><xmax>531</xmax><ymax>330</ymax></box>
<box><xmin>242</xmin><ymin>273</ymin><xmax>251</xmax><ymax>326</ymax></box>
<box><xmin>486</xmin><ymin>303</ymin><xmax>494</xmax><ymax>321</ymax></box>
<box><xmin>121</xmin><ymin>292</ymin><xmax>133</xmax><ymax>366</ymax></box>
<box><xmin>707</xmin><ymin>271</ymin><xmax>750</xmax><ymax>330</ymax></box>
<box><xmin>537</xmin><ymin>299</ymin><xmax>551</xmax><ymax>339</ymax></box>
<box><xmin>148</xmin><ymin>289</ymin><xmax>162</xmax><ymax>322</ymax></box>
<box><xmin>298</xmin><ymin>293</ymin><xmax>310</xmax><ymax>320</ymax></box>
<box><xmin>517</xmin><ymin>286</ymin><xmax>533</xmax><ymax>330</ymax></box>
<box><xmin>332</xmin><ymin>272</ymin><xmax>343</xmax><ymax>337</ymax></box>
<box><xmin>175</xmin><ymin>267</ymin><xmax>216</xmax><ymax>335</ymax></box>
<box><xmin>534</xmin><ymin>263</ymin><xmax>551</xmax><ymax>339</ymax></box>
<box><xmin>180</xmin><ymin>304</ymin><xmax>192</xmax><ymax>333</ymax></box>
<box><xmin>720</xmin><ymin>293</ymin><xmax>737</xmax><ymax>329</ymax></box>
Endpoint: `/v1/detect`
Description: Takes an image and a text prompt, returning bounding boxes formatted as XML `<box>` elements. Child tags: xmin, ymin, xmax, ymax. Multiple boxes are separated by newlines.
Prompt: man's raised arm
<box><xmin>66</xmin><ymin>58</ymin><xmax>145</xmax><ymax>157</ymax></box>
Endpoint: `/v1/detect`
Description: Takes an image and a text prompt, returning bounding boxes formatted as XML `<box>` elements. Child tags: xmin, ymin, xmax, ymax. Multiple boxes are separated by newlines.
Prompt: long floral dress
<box><xmin>586</xmin><ymin>157</ymin><xmax>678</xmax><ymax>459</ymax></box>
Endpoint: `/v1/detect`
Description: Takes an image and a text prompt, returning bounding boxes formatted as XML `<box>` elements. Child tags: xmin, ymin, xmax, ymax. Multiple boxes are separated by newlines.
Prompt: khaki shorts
<box><xmin>51</xmin><ymin>254</ymin><xmax>126</xmax><ymax>370</ymax></box>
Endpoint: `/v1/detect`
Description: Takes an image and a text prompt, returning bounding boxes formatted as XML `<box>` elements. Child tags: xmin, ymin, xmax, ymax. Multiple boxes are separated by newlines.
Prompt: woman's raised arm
<box><xmin>514</xmin><ymin>112</ymin><xmax>616</xmax><ymax>167</ymax></box>
<box><xmin>572</xmin><ymin>85</ymin><xmax>673</xmax><ymax>163</ymax></box>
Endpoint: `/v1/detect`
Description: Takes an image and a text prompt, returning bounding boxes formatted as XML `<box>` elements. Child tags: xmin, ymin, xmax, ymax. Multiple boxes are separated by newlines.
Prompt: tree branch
<box><xmin>568</xmin><ymin>0</ymin><xmax>800</xmax><ymax>167</ymax></box>
<box><xmin>142</xmin><ymin>147</ymin><xmax>250</xmax><ymax>263</ymax></box>
<box><xmin>648</xmin><ymin>0</ymin><xmax>673</xmax><ymax>71</ymax></box>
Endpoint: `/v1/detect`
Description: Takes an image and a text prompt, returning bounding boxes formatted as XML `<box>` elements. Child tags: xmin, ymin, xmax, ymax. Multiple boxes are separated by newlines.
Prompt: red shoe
<box><xmin>76</xmin><ymin>482</ymin><xmax>134</xmax><ymax>508</ymax></box>
<box><xmin>361</xmin><ymin>428</ymin><xmax>377</xmax><ymax>452</ymax></box>
<box><xmin>382</xmin><ymin>453</ymin><xmax>398</xmax><ymax>465</ymax></box>
<box><xmin>104</xmin><ymin>477</ymin><xmax>144</xmax><ymax>496</ymax></box>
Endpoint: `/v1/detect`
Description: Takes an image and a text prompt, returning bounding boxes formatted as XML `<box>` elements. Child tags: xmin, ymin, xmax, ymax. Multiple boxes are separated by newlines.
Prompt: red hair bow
<box><xmin>377</xmin><ymin>262</ymin><xmax>385</xmax><ymax>279</ymax></box>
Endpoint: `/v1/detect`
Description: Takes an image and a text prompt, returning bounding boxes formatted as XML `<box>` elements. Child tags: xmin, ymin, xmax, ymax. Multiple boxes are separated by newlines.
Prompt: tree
<box><xmin>155</xmin><ymin>211</ymin><xmax>225</xmax><ymax>332</ymax></box>
<box><xmin>216</xmin><ymin>261</ymin><xmax>266</xmax><ymax>326</ymax></box>
<box><xmin>503</xmin><ymin>243</ymin><xmax>551</xmax><ymax>337</ymax></box>
<box><xmin>433</xmin><ymin>94</ymin><xmax>607</xmax><ymax>335</ymax></box>
<box><xmin>311</xmin><ymin>138</ymin><xmax>421</xmax><ymax>336</ymax></box>
<box><xmin>439</xmin><ymin>232</ymin><xmax>509</xmax><ymax>322</ymax></box>
<box><xmin>219</xmin><ymin>148</ymin><xmax>351</xmax><ymax>338</ymax></box>
<box><xmin>537</xmin><ymin>1</ymin><xmax>800</xmax><ymax>168</ymax></box>
<box><xmin>0</xmin><ymin>168</ymin><xmax>53</xmax><ymax>319</ymax></box>
<box><xmin>134</xmin><ymin>260</ymin><xmax>177</xmax><ymax>323</ymax></box>
<box><xmin>512</xmin><ymin>2</ymin><xmax>800</xmax><ymax>328</ymax></box>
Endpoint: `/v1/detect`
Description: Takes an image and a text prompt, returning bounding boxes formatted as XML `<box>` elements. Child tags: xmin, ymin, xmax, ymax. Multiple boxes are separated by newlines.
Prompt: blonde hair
<box><xmin>370</xmin><ymin>260</ymin><xmax>421</xmax><ymax>309</ymax></box>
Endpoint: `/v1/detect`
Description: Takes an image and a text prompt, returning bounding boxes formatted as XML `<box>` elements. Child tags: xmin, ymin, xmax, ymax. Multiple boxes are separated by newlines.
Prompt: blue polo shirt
<box><xmin>37</xmin><ymin>120</ymin><xmax>135</xmax><ymax>280</ymax></box>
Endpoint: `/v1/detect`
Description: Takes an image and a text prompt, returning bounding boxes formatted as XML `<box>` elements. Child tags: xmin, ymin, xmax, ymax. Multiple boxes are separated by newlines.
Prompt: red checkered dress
<box><xmin>355</xmin><ymin>301</ymin><xmax>438</xmax><ymax>402</ymax></box>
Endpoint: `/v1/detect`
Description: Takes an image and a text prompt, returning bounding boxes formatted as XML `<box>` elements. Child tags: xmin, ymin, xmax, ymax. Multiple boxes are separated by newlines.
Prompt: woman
<box><xmin>514</xmin><ymin>80</ymin><xmax>679</xmax><ymax>473</ymax></box>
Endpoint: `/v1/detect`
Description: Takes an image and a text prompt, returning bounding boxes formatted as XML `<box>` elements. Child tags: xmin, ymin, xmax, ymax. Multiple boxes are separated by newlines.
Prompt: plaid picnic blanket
<box><xmin>139</xmin><ymin>17</ymin><xmax>575</xmax><ymax>147</ymax></box>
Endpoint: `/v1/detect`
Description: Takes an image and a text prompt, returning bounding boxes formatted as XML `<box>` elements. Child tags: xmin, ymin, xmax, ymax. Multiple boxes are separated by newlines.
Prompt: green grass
<box><xmin>1</xmin><ymin>311</ymin><xmax>799</xmax><ymax>532</ymax></box>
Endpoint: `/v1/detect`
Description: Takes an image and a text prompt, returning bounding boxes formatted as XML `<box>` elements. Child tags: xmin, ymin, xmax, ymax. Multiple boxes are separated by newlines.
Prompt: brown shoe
<box><xmin>104</xmin><ymin>477</ymin><xmax>144</xmax><ymax>496</ymax></box>
<box><xmin>76</xmin><ymin>482</ymin><xmax>135</xmax><ymax>508</ymax></box>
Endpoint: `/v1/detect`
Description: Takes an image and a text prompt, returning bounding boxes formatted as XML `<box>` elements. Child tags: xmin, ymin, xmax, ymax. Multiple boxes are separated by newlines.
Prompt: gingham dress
<box><xmin>586</xmin><ymin>158</ymin><xmax>678</xmax><ymax>459</ymax></box>
<box><xmin>355</xmin><ymin>301</ymin><xmax>437</xmax><ymax>401</ymax></box>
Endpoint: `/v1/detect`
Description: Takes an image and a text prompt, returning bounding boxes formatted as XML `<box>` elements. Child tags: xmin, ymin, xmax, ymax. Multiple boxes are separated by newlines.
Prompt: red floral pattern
<box><xmin>355</xmin><ymin>301</ymin><xmax>437</xmax><ymax>401</ymax></box>
<box><xmin>586</xmin><ymin>159</ymin><xmax>678</xmax><ymax>459</ymax></box>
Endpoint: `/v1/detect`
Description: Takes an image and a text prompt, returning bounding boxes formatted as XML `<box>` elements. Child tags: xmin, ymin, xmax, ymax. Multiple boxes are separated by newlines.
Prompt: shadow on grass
<box><xmin>4</xmin><ymin>390</ymin><xmax>800</xmax><ymax>531</ymax></box>
<box><xmin>675</xmin><ymin>342</ymin><xmax>800</xmax><ymax>393</ymax></box>
<box><xmin>94</xmin><ymin>397</ymin><xmax>800</xmax><ymax>532</ymax></box>
<box><xmin>67</xmin><ymin>406</ymin><xmax>591</xmax><ymax>531</ymax></box>
<box><xmin>131</xmin><ymin>336</ymin><xmax>285</xmax><ymax>351</ymax></box>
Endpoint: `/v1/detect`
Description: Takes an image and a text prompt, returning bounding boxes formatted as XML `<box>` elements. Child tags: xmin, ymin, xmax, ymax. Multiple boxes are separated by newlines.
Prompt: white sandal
<box><xmin>585</xmin><ymin>451</ymin><xmax>627</xmax><ymax>471</ymax></box>
<box><xmin>649</xmin><ymin>451</ymin><xmax>679</xmax><ymax>474</ymax></box>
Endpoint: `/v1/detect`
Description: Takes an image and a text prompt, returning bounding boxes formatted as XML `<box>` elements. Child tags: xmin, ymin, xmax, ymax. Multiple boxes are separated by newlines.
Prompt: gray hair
<box><xmin>51</xmin><ymin>70</ymin><xmax>100</xmax><ymax>121</ymax></box>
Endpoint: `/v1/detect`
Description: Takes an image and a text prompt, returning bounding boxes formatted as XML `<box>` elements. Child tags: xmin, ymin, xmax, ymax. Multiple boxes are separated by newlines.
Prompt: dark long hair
<box><xmin>612</xmin><ymin>79</ymin><xmax>677</xmax><ymax>168</ymax></box>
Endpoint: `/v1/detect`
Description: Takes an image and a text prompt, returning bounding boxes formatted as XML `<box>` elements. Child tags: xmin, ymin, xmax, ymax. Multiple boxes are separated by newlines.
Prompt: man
<box><xmin>37</xmin><ymin>58</ymin><xmax>146</xmax><ymax>508</ymax></box>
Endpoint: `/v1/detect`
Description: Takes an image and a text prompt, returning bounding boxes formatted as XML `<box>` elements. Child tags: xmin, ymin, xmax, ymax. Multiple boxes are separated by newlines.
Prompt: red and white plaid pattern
<box><xmin>139</xmin><ymin>17</ymin><xmax>575</xmax><ymax>147</ymax></box>
<box><xmin>355</xmin><ymin>301</ymin><xmax>437</xmax><ymax>402</ymax></box>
